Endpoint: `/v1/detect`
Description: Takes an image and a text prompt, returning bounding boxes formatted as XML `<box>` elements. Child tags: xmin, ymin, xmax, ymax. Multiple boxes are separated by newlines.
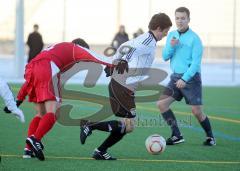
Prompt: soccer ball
<box><xmin>145</xmin><ymin>134</ymin><xmax>166</xmax><ymax>154</ymax></box>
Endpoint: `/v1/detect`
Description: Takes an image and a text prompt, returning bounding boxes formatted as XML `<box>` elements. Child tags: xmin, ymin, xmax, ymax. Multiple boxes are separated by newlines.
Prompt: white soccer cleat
<box><xmin>12</xmin><ymin>108</ymin><xmax>25</xmax><ymax>123</ymax></box>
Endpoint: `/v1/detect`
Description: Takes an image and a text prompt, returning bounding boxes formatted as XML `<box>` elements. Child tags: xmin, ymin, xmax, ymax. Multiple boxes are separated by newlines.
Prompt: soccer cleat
<box><xmin>39</xmin><ymin>141</ymin><xmax>44</xmax><ymax>150</ymax></box>
<box><xmin>166</xmin><ymin>135</ymin><xmax>185</xmax><ymax>145</ymax></box>
<box><xmin>23</xmin><ymin>148</ymin><xmax>35</xmax><ymax>159</ymax></box>
<box><xmin>26</xmin><ymin>136</ymin><xmax>45</xmax><ymax>161</ymax></box>
<box><xmin>23</xmin><ymin>142</ymin><xmax>44</xmax><ymax>159</ymax></box>
<box><xmin>203</xmin><ymin>137</ymin><xmax>216</xmax><ymax>146</ymax></box>
<box><xmin>80</xmin><ymin>125</ymin><xmax>92</xmax><ymax>144</ymax></box>
<box><xmin>92</xmin><ymin>148</ymin><xmax>116</xmax><ymax>160</ymax></box>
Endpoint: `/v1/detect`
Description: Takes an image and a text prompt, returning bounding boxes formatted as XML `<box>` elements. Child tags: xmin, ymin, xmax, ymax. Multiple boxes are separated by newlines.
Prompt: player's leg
<box><xmin>157</xmin><ymin>96</ymin><xmax>184</xmax><ymax>145</ymax></box>
<box><xmin>157</xmin><ymin>96</ymin><xmax>177</xmax><ymax>133</ymax></box>
<box><xmin>183</xmin><ymin>73</ymin><xmax>215</xmax><ymax>146</ymax></box>
<box><xmin>25</xmin><ymin>59</ymin><xmax>59</xmax><ymax>160</ymax></box>
<box><xmin>26</xmin><ymin>100</ymin><xmax>58</xmax><ymax>161</ymax></box>
<box><xmin>33</xmin><ymin>100</ymin><xmax>57</xmax><ymax>141</ymax></box>
<box><xmin>80</xmin><ymin>78</ymin><xmax>134</xmax><ymax>144</ymax></box>
<box><xmin>80</xmin><ymin>106</ymin><xmax>132</xmax><ymax>145</ymax></box>
<box><xmin>191</xmin><ymin>105</ymin><xmax>216</xmax><ymax>146</ymax></box>
<box><xmin>23</xmin><ymin>103</ymin><xmax>45</xmax><ymax>158</ymax></box>
<box><xmin>157</xmin><ymin>74</ymin><xmax>185</xmax><ymax>145</ymax></box>
<box><xmin>92</xmin><ymin>118</ymin><xmax>135</xmax><ymax>160</ymax></box>
<box><xmin>81</xmin><ymin>79</ymin><xmax>135</xmax><ymax>160</ymax></box>
<box><xmin>80</xmin><ymin>119</ymin><xmax>124</xmax><ymax>143</ymax></box>
<box><xmin>80</xmin><ymin>107</ymin><xmax>135</xmax><ymax>145</ymax></box>
<box><xmin>80</xmin><ymin>118</ymin><xmax>127</xmax><ymax>159</ymax></box>
<box><xmin>91</xmin><ymin>80</ymin><xmax>136</xmax><ymax>160</ymax></box>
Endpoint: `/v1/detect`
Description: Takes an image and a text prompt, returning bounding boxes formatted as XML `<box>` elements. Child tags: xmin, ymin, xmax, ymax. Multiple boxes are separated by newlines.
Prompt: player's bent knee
<box><xmin>123</xmin><ymin>118</ymin><xmax>135</xmax><ymax>133</ymax></box>
<box><xmin>125</xmin><ymin>125</ymin><xmax>134</xmax><ymax>133</ymax></box>
<box><xmin>36</xmin><ymin>113</ymin><xmax>43</xmax><ymax>118</ymax></box>
<box><xmin>191</xmin><ymin>107</ymin><xmax>202</xmax><ymax>116</ymax></box>
<box><xmin>157</xmin><ymin>101</ymin><xmax>167</xmax><ymax>112</ymax></box>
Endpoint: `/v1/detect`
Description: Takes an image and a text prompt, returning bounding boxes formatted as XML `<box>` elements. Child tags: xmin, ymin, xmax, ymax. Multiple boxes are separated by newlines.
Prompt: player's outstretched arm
<box><xmin>0</xmin><ymin>77</ymin><xmax>25</xmax><ymax>123</ymax></box>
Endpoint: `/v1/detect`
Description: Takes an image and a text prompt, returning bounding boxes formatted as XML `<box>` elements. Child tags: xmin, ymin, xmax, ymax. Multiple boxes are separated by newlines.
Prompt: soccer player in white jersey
<box><xmin>1</xmin><ymin>77</ymin><xmax>25</xmax><ymax>122</ymax></box>
<box><xmin>80</xmin><ymin>13</ymin><xmax>172</xmax><ymax>160</ymax></box>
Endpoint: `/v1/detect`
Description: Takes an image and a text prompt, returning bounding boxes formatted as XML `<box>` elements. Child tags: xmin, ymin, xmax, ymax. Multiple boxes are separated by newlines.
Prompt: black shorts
<box><xmin>163</xmin><ymin>73</ymin><xmax>202</xmax><ymax>105</ymax></box>
<box><xmin>108</xmin><ymin>79</ymin><xmax>136</xmax><ymax>118</ymax></box>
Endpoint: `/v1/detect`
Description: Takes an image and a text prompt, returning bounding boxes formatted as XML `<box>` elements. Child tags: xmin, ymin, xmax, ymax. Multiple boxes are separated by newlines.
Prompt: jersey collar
<box><xmin>177</xmin><ymin>27</ymin><xmax>189</xmax><ymax>35</ymax></box>
<box><xmin>148</xmin><ymin>31</ymin><xmax>158</xmax><ymax>42</ymax></box>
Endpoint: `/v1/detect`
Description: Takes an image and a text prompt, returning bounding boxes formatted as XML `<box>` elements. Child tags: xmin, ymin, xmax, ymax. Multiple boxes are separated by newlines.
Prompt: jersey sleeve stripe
<box><xmin>126</xmin><ymin>48</ymin><xmax>136</xmax><ymax>60</ymax></box>
<box><xmin>142</xmin><ymin>34</ymin><xmax>151</xmax><ymax>45</ymax></box>
<box><xmin>143</xmin><ymin>34</ymin><xmax>153</xmax><ymax>45</ymax></box>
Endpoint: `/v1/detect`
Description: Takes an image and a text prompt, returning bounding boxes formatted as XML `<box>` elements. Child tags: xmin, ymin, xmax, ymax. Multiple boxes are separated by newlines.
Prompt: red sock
<box><xmin>25</xmin><ymin>116</ymin><xmax>42</xmax><ymax>150</ymax></box>
<box><xmin>34</xmin><ymin>112</ymin><xmax>56</xmax><ymax>141</ymax></box>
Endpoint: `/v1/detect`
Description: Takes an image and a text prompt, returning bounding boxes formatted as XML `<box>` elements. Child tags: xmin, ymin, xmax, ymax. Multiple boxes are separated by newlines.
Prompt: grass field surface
<box><xmin>0</xmin><ymin>85</ymin><xmax>240</xmax><ymax>170</ymax></box>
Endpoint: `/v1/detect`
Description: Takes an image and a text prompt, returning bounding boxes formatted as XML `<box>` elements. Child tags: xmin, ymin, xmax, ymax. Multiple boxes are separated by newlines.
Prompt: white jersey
<box><xmin>112</xmin><ymin>31</ymin><xmax>157</xmax><ymax>91</ymax></box>
<box><xmin>0</xmin><ymin>77</ymin><xmax>17</xmax><ymax>111</ymax></box>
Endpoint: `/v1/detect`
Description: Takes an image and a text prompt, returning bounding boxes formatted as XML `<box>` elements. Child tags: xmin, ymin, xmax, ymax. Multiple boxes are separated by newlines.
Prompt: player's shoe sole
<box><xmin>23</xmin><ymin>148</ymin><xmax>35</xmax><ymax>159</ymax></box>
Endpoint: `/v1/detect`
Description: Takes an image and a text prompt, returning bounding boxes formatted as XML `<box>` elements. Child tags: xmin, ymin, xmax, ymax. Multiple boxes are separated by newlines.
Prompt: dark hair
<box><xmin>33</xmin><ymin>24</ymin><xmax>39</xmax><ymax>28</ymax></box>
<box><xmin>148</xmin><ymin>13</ymin><xmax>172</xmax><ymax>31</ymax></box>
<box><xmin>72</xmin><ymin>38</ymin><xmax>90</xmax><ymax>49</ymax></box>
<box><xmin>175</xmin><ymin>7</ymin><xmax>190</xmax><ymax>18</ymax></box>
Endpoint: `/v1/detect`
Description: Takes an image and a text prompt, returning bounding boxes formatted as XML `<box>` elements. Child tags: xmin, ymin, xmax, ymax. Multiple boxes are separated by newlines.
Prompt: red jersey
<box><xmin>32</xmin><ymin>42</ymin><xmax>113</xmax><ymax>72</ymax></box>
<box><xmin>17</xmin><ymin>42</ymin><xmax>113</xmax><ymax>102</ymax></box>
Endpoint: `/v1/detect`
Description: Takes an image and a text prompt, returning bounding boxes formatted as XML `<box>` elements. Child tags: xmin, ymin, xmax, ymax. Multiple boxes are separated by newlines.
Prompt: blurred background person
<box><xmin>133</xmin><ymin>28</ymin><xmax>144</xmax><ymax>38</ymax></box>
<box><xmin>111</xmin><ymin>25</ymin><xmax>129</xmax><ymax>49</ymax></box>
<box><xmin>27</xmin><ymin>24</ymin><xmax>44</xmax><ymax>63</ymax></box>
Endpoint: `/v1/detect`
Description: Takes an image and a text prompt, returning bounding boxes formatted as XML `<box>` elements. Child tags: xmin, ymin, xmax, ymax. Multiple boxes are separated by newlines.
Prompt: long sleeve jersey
<box><xmin>112</xmin><ymin>31</ymin><xmax>158</xmax><ymax>91</ymax></box>
<box><xmin>17</xmin><ymin>43</ymin><xmax>113</xmax><ymax>101</ymax></box>
<box><xmin>33</xmin><ymin>42</ymin><xmax>113</xmax><ymax>72</ymax></box>
<box><xmin>0</xmin><ymin>77</ymin><xmax>19</xmax><ymax>111</ymax></box>
<box><xmin>162</xmin><ymin>28</ymin><xmax>203</xmax><ymax>82</ymax></box>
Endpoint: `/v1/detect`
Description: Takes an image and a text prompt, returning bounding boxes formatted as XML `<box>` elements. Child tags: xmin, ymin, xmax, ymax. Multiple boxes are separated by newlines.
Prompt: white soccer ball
<box><xmin>145</xmin><ymin>134</ymin><xmax>166</xmax><ymax>154</ymax></box>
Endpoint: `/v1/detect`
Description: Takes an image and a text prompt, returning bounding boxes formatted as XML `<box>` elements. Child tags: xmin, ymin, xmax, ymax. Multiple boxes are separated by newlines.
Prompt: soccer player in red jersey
<box><xmin>13</xmin><ymin>38</ymin><xmax>114</xmax><ymax>160</ymax></box>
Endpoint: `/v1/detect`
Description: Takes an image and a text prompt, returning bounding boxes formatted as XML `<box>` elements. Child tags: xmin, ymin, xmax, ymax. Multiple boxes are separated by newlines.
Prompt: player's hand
<box><xmin>170</xmin><ymin>36</ymin><xmax>179</xmax><ymax>47</ymax></box>
<box><xmin>104</xmin><ymin>66</ymin><xmax>114</xmax><ymax>77</ymax></box>
<box><xmin>16</xmin><ymin>100</ymin><xmax>23</xmax><ymax>107</ymax></box>
<box><xmin>115</xmin><ymin>59</ymin><xmax>128</xmax><ymax>74</ymax></box>
<box><xmin>3</xmin><ymin>100</ymin><xmax>23</xmax><ymax>114</ymax></box>
<box><xmin>175</xmin><ymin>79</ymin><xmax>186</xmax><ymax>89</ymax></box>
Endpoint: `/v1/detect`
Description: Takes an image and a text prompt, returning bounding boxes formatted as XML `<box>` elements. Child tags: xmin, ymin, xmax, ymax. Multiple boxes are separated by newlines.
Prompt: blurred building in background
<box><xmin>0</xmin><ymin>0</ymin><xmax>239</xmax><ymax>85</ymax></box>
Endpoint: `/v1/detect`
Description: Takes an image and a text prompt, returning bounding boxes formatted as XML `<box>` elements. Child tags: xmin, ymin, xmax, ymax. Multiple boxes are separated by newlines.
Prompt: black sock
<box><xmin>98</xmin><ymin>132</ymin><xmax>126</xmax><ymax>152</ymax></box>
<box><xmin>162</xmin><ymin>109</ymin><xmax>181</xmax><ymax>136</ymax></box>
<box><xmin>88</xmin><ymin>120</ymin><xmax>123</xmax><ymax>133</ymax></box>
<box><xmin>200</xmin><ymin>116</ymin><xmax>214</xmax><ymax>138</ymax></box>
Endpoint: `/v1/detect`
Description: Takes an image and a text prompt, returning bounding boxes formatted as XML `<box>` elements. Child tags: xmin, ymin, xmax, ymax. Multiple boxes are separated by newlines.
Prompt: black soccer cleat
<box><xmin>166</xmin><ymin>135</ymin><xmax>185</xmax><ymax>145</ymax></box>
<box><xmin>92</xmin><ymin>148</ymin><xmax>116</xmax><ymax>160</ymax></box>
<box><xmin>23</xmin><ymin>148</ymin><xmax>35</xmax><ymax>159</ymax></box>
<box><xmin>39</xmin><ymin>141</ymin><xmax>44</xmax><ymax>150</ymax></box>
<box><xmin>80</xmin><ymin>125</ymin><xmax>92</xmax><ymax>144</ymax></box>
<box><xmin>26</xmin><ymin>136</ymin><xmax>45</xmax><ymax>161</ymax></box>
<box><xmin>23</xmin><ymin>141</ymin><xmax>44</xmax><ymax>159</ymax></box>
<box><xmin>203</xmin><ymin>137</ymin><xmax>216</xmax><ymax>146</ymax></box>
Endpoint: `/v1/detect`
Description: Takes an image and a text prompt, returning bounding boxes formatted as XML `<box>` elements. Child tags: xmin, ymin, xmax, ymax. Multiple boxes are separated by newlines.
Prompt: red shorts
<box><xmin>24</xmin><ymin>57</ymin><xmax>61</xmax><ymax>103</ymax></box>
